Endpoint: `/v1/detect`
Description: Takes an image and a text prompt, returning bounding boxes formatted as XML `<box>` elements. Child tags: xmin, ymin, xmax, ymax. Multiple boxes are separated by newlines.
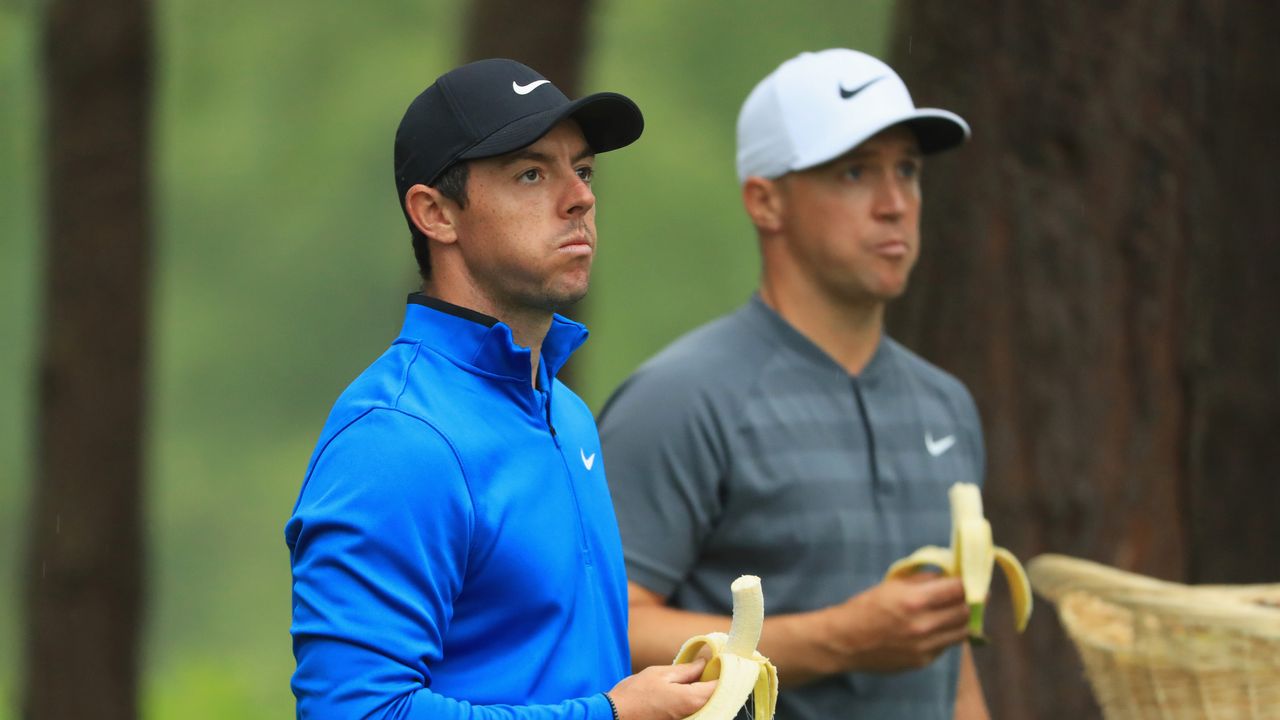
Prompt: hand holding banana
<box><xmin>885</xmin><ymin>482</ymin><xmax>1032</xmax><ymax>643</ymax></box>
<box><xmin>660</xmin><ymin>485</ymin><xmax>1023</xmax><ymax>719</ymax></box>
<box><xmin>670</xmin><ymin>575</ymin><xmax>778</xmax><ymax>720</ymax></box>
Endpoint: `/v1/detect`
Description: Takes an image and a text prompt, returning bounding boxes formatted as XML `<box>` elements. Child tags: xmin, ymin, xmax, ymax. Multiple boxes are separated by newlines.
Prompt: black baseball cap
<box><xmin>393</xmin><ymin>58</ymin><xmax>645</xmax><ymax>204</ymax></box>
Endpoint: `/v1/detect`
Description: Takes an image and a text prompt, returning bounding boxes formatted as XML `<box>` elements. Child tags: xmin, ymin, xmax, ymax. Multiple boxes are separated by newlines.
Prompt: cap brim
<box><xmin>898</xmin><ymin>109</ymin><xmax>970</xmax><ymax>155</ymax></box>
<box><xmin>459</xmin><ymin>92</ymin><xmax>644</xmax><ymax>161</ymax></box>
<box><xmin>790</xmin><ymin>107</ymin><xmax>971</xmax><ymax>175</ymax></box>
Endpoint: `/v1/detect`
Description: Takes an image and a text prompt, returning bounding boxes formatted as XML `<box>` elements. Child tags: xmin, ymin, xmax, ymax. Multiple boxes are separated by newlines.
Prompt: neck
<box><xmin>502</xmin><ymin>310</ymin><xmax>553</xmax><ymax>387</ymax></box>
<box><xmin>759</xmin><ymin>266</ymin><xmax>885</xmax><ymax>376</ymax></box>
<box><xmin>423</xmin><ymin>279</ymin><xmax>552</xmax><ymax>386</ymax></box>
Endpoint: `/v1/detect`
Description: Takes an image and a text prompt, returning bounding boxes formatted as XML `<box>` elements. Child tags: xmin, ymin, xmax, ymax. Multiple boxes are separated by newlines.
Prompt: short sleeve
<box><xmin>598</xmin><ymin>368</ymin><xmax>732</xmax><ymax>598</ymax></box>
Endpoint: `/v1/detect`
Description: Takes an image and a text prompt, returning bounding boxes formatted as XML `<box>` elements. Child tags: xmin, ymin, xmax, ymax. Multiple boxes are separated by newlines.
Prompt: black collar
<box><xmin>407</xmin><ymin>293</ymin><xmax>498</xmax><ymax>328</ymax></box>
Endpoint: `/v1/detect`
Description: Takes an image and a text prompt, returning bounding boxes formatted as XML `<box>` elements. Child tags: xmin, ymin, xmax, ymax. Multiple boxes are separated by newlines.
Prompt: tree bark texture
<box><xmin>462</xmin><ymin>0</ymin><xmax>592</xmax><ymax>96</ymax></box>
<box><xmin>25</xmin><ymin>0</ymin><xmax>153</xmax><ymax>717</ymax></box>
<box><xmin>462</xmin><ymin>0</ymin><xmax>594</xmax><ymax>384</ymax></box>
<box><xmin>887</xmin><ymin>2</ymin><xmax>1279</xmax><ymax>718</ymax></box>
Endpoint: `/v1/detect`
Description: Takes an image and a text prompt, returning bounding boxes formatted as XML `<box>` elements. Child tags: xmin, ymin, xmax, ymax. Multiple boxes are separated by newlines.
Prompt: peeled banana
<box><xmin>885</xmin><ymin>482</ymin><xmax>1032</xmax><ymax>643</ymax></box>
<box><xmin>672</xmin><ymin>575</ymin><xmax>778</xmax><ymax>720</ymax></box>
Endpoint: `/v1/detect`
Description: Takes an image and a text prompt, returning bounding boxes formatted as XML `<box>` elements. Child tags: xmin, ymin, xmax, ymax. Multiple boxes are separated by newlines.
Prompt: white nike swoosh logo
<box><xmin>580</xmin><ymin>448</ymin><xmax>596</xmax><ymax>471</ymax></box>
<box><xmin>512</xmin><ymin>79</ymin><xmax>551</xmax><ymax>95</ymax></box>
<box><xmin>925</xmin><ymin>432</ymin><xmax>956</xmax><ymax>457</ymax></box>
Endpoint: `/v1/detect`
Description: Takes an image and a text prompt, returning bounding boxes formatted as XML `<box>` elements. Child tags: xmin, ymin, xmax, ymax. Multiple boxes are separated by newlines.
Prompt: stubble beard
<box><xmin>542</xmin><ymin>221</ymin><xmax>595</xmax><ymax>312</ymax></box>
<box><xmin>540</xmin><ymin>261</ymin><xmax>592</xmax><ymax>313</ymax></box>
<box><xmin>499</xmin><ymin>249</ymin><xmax>593</xmax><ymax>317</ymax></box>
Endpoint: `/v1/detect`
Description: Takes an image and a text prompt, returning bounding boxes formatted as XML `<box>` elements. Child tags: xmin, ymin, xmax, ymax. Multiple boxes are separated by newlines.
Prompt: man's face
<box><xmin>449</xmin><ymin>120</ymin><xmax>597</xmax><ymax>315</ymax></box>
<box><xmin>773</xmin><ymin>125</ymin><xmax>923</xmax><ymax>305</ymax></box>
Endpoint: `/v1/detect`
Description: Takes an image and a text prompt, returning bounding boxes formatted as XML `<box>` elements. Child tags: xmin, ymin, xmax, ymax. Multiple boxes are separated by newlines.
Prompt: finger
<box><xmin>900</xmin><ymin>604</ymin><xmax>967</xmax><ymax>646</ymax></box>
<box><xmin>916</xmin><ymin>602</ymin><xmax>971</xmax><ymax>634</ymax></box>
<box><xmin>914</xmin><ymin>616</ymin><xmax>972</xmax><ymax>654</ymax></box>
<box><xmin>667</xmin><ymin>657</ymin><xmax>708</xmax><ymax>683</ymax></box>
<box><xmin>915</xmin><ymin>576</ymin><xmax>966</xmax><ymax>608</ymax></box>
<box><xmin>679</xmin><ymin>680</ymin><xmax>719</xmax><ymax>716</ymax></box>
<box><xmin>939</xmin><ymin>597</ymin><xmax>973</xmax><ymax>624</ymax></box>
<box><xmin>688</xmin><ymin>679</ymin><xmax>718</xmax><ymax>697</ymax></box>
<box><xmin>923</xmin><ymin>625</ymin><xmax>972</xmax><ymax>654</ymax></box>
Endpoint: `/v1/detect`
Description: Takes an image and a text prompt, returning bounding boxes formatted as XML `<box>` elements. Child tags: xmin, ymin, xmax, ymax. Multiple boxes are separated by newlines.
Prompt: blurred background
<box><xmin>2</xmin><ymin>1</ymin><xmax>1277</xmax><ymax>718</ymax></box>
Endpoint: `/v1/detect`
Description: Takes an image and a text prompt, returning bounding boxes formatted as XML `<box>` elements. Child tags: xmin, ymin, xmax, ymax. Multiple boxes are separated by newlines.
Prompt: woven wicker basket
<box><xmin>1027</xmin><ymin>554</ymin><xmax>1280</xmax><ymax>720</ymax></box>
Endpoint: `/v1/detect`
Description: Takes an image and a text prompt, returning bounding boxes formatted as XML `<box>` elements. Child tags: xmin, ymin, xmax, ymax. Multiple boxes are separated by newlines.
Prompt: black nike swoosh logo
<box><xmin>839</xmin><ymin>76</ymin><xmax>884</xmax><ymax>100</ymax></box>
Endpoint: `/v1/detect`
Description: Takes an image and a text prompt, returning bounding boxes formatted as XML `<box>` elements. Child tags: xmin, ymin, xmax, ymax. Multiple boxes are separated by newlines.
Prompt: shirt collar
<box><xmin>400</xmin><ymin>293</ymin><xmax>589</xmax><ymax>382</ymax></box>
<box><xmin>745</xmin><ymin>293</ymin><xmax>890</xmax><ymax>380</ymax></box>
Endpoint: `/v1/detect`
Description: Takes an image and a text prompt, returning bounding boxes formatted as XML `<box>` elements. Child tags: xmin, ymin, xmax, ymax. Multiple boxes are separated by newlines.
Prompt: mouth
<box><xmin>558</xmin><ymin>232</ymin><xmax>595</xmax><ymax>257</ymax></box>
<box><xmin>873</xmin><ymin>239</ymin><xmax>910</xmax><ymax>259</ymax></box>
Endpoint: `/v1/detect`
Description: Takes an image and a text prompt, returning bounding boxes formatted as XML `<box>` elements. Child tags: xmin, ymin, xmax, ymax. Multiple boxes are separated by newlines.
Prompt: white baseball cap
<box><xmin>736</xmin><ymin>48</ymin><xmax>970</xmax><ymax>183</ymax></box>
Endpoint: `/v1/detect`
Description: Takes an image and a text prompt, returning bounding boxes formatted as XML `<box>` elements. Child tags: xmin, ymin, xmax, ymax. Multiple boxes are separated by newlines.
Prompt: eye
<box><xmin>843</xmin><ymin>165</ymin><xmax>864</xmax><ymax>181</ymax></box>
<box><xmin>898</xmin><ymin>159</ymin><xmax>922</xmax><ymax>180</ymax></box>
<box><xmin>518</xmin><ymin>168</ymin><xmax>542</xmax><ymax>183</ymax></box>
<box><xmin>576</xmin><ymin>165</ymin><xmax>594</xmax><ymax>184</ymax></box>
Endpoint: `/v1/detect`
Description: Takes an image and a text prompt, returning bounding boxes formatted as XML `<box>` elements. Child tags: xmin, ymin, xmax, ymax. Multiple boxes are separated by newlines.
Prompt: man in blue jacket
<box><xmin>285</xmin><ymin>59</ymin><xmax>715</xmax><ymax>720</ymax></box>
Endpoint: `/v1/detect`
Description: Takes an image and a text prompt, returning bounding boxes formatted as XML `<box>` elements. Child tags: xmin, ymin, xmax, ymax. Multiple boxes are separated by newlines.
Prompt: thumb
<box><xmin>667</xmin><ymin>657</ymin><xmax>709</xmax><ymax>684</ymax></box>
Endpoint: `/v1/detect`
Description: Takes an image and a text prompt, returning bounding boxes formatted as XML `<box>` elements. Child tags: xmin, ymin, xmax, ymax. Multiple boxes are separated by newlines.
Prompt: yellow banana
<box><xmin>884</xmin><ymin>482</ymin><xmax>1032</xmax><ymax>643</ymax></box>
<box><xmin>672</xmin><ymin>575</ymin><xmax>778</xmax><ymax>720</ymax></box>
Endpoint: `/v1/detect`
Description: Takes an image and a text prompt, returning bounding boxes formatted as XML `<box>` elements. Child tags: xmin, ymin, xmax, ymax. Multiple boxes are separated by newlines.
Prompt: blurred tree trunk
<box><xmin>887</xmin><ymin>2</ymin><xmax>1279</xmax><ymax>718</ymax></box>
<box><xmin>462</xmin><ymin>0</ymin><xmax>591</xmax><ymax>96</ymax></box>
<box><xmin>463</xmin><ymin>0</ymin><xmax>593</xmax><ymax>385</ymax></box>
<box><xmin>25</xmin><ymin>0</ymin><xmax>153</xmax><ymax>717</ymax></box>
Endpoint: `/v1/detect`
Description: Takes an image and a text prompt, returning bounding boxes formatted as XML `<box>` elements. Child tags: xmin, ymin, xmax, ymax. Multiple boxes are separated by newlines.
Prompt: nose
<box><xmin>562</xmin><ymin>173</ymin><xmax>595</xmax><ymax>218</ymax></box>
<box><xmin>873</xmin><ymin>177</ymin><xmax>909</xmax><ymax>221</ymax></box>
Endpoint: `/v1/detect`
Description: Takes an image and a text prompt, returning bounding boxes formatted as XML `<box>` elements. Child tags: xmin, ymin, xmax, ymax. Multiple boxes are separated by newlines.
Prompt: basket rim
<box><xmin>1029</xmin><ymin>554</ymin><xmax>1280</xmax><ymax>637</ymax></box>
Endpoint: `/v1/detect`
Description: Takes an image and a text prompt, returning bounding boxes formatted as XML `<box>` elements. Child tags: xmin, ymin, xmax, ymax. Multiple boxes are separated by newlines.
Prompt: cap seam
<box><xmin>438</xmin><ymin>78</ymin><xmax>479</xmax><ymax>140</ymax></box>
<box><xmin>421</xmin><ymin>79</ymin><xmax>481</xmax><ymax>184</ymax></box>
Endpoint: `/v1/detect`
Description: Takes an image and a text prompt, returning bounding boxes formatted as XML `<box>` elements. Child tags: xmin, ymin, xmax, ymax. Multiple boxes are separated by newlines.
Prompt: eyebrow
<box><xmin>498</xmin><ymin>145</ymin><xmax>596</xmax><ymax>167</ymax></box>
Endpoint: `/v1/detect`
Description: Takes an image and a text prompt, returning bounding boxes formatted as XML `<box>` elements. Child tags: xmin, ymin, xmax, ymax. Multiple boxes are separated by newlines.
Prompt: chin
<box><xmin>545</xmin><ymin>283</ymin><xmax>590</xmax><ymax>314</ymax></box>
<box><xmin>876</xmin><ymin>273</ymin><xmax>912</xmax><ymax>298</ymax></box>
<box><xmin>882</xmin><ymin>283</ymin><xmax>909</xmax><ymax>299</ymax></box>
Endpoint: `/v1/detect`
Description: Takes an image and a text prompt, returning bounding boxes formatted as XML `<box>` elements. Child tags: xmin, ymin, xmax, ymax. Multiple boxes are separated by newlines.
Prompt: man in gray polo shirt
<box><xmin>599</xmin><ymin>49</ymin><xmax>990</xmax><ymax>718</ymax></box>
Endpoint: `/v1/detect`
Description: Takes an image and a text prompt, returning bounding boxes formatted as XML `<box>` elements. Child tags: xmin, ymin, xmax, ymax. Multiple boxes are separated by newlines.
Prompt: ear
<box><xmin>742</xmin><ymin>176</ymin><xmax>784</xmax><ymax>234</ymax></box>
<box><xmin>404</xmin><ymin>184</ymin><xmax>460</xmax><ymax>245</ymax></box>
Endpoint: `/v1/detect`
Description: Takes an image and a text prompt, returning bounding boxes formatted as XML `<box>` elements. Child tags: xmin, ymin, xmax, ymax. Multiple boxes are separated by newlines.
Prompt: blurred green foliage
<box><xmin>0</xmin><ymin>1</ymin><xmax>893</xmax><ymax>716</ymax></box>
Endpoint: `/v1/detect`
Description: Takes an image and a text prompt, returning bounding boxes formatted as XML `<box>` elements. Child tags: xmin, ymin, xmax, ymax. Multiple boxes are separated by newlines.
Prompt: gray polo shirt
<box><xmin>599</xmin><ymin>295</ymin><xmax>985</xmax><ymax>720</ymax></box>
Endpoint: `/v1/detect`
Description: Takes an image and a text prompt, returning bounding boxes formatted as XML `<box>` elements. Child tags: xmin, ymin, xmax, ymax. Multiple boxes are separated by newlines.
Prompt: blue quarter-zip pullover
<box><xmin>286</xmin><ymin>295</ymin><xmax>628</xmax><ymax>719</ymax></box>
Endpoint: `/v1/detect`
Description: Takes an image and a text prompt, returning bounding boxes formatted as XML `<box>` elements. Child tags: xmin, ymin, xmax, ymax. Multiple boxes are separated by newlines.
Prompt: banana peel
<box><xmin>885</xmin><ymin>483</ymin><xmax>1032</xmax><ymax>643</ymax></box>
<box><xmin>672</xmin><ymin>575</ymin><xmax>778</xmax><ymax>720</ymax></box>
